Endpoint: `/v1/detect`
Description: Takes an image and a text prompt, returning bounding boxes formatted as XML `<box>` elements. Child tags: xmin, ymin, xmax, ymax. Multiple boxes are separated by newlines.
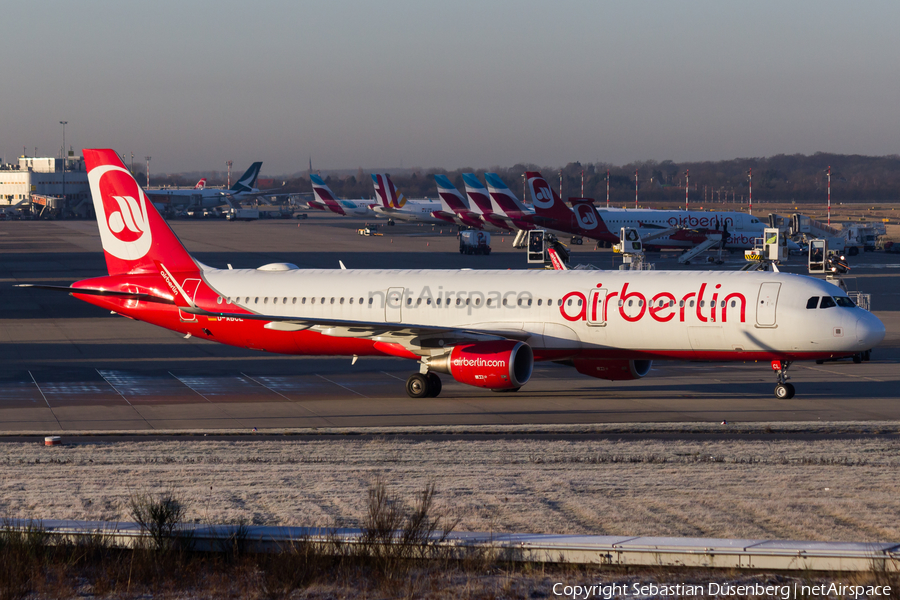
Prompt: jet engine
<box><xmin>572</xmin><ymin>358</ymin><xmax>652</xmax><ymax>381</ymax></box>
<box><xmin>429</xmin><ymin>340</ymin><xmax>533</xmax><ymax>390</ymax></box>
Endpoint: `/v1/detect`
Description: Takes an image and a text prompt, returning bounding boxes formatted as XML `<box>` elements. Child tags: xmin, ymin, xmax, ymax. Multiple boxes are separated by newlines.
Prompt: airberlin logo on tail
<box><xmin>529</xmin><ymin>178</ymin><xmax>554</xmax><ymax>209</ymax></box>
<box><xmin>574</xmin><ymin>203</ymin><xmax>598</xmax><ymax>229</ymax></box>
<box><xmin>88</xmin><ymin>165</ymin><xmax>152</xmax><ymax>260</ymax></box>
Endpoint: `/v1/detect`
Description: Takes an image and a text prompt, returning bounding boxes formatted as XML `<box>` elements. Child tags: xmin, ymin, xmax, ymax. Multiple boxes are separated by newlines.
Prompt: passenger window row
<box><xmin>213</xmin><ymin>296</ymin><xmax>560</xmax><ymax>308</ymax></box>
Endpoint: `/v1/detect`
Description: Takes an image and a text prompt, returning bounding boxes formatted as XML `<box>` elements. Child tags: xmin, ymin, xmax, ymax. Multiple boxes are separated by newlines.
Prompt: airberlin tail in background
<box><xmin>84</xmin><ymin>149</ymin><xmax>198</xmax><ymax>276</ymax></box>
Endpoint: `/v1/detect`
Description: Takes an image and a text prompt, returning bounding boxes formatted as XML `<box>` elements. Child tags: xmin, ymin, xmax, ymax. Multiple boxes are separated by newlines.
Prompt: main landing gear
<box><xmin>405</xmin><ymin>372</ymin><xmax>442</xmax><ymax>398</ymax></box>
<box><xmin>772</xmin><ymin>359</ymin><xmax>795</xmax><ymax>399</ymax></box>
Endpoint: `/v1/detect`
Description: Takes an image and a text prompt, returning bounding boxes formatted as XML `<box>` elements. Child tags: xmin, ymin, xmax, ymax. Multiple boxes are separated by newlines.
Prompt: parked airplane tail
<box><xmin>230</xmin><ymin>162</ymin><xmax>263</xmax><ymax>193</ymax></box>
<box><xmin>484</xmin><ymin>172</ymin><xmax>529</xmax><ymax>215</ymax></box>
<box><xmin>194</xmin><ymin>178</ymin><xmax>207</xmax><ymax>190</ymax></box>
<box><xmin>433</xmin><ymin>174</ymin><xmax>469</xmax><ymax>212</ymax></box>
<box><xmin>83</xmin><ymin>149</ymin><xmax>199</xmax><ymax>276</ymax></box>
<box><xmin>371</xmin><ymin>173</ymin><xmax>407</xmax><ymax>208</ymax></box>
<box><xmin>461</xmin><ymin>173</ymin><xmax>491</xmax><ymax>215</ymax></box>
<box><xmin>309</xmin><ymin>174</ymin><xmax>346</xmax><ymax>215</ymax></box>
<box><xmin>526</xmin><ymin>171</ymin><xmax>613</xmax><ymax>239</ymax></box>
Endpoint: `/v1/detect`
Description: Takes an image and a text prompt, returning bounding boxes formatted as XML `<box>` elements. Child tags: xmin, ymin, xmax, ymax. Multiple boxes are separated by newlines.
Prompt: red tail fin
<box><xmin>84</xmin><ymin>149</ymin><xmax>198</xmax><ymax>276</ymax></box>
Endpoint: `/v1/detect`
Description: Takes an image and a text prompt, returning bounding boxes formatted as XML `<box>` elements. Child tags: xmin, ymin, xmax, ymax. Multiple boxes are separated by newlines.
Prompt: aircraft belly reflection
<box><xmin>22</xmin><ymin>149</ymin><xmax>885</xmax><ymax>401</ymax></box>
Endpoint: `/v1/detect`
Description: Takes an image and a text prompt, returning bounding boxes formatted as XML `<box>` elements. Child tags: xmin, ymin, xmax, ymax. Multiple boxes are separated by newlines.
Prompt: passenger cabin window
<box><xmin>819</xmin><ymin>296</ymin><xmax>836</xmax><ymax>308</ymax></box>
<box><xmin>806</xmin><ymin>297</ymin><xmax>819</xmax><ymax>309</ymax></box>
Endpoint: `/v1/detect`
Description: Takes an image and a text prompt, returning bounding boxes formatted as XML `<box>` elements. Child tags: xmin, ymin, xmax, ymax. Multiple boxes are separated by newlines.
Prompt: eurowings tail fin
<box><xmin>484</xmin><ymin>172</ymin><xmax>529</xmax><ymax>215</ymax></box>
<box><xmin>461</xmin><ymin>173</ymin><xmax>491</xmax><ymax>215</ymax></box>
<box><xmin>309</xmin><ymin>174</ymin><xmax>346</xmax><ymax>215</ymax></box>
<box><xmin>434</xmin><ymin>174</ymin><xmax>470</xmax><ymax>213</ymax></box>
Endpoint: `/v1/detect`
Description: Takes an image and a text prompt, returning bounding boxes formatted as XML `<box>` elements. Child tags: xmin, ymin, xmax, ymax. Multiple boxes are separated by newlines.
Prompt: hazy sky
<box><xmin>3</xmin><ymin>1</ymin><xmax>899</xmax><ymax>175</ymax></box>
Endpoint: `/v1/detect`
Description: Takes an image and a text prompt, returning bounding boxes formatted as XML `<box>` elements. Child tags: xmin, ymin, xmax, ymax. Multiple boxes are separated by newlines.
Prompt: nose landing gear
<box><xmin>405</xmin><ymin>372</ymin><xmax>442</xmax><ymax>398</ymax></box>
<box><xmin>772</xmin><ymin>359</ymin><xmax>795</xmax><ymax>399</ymax></box>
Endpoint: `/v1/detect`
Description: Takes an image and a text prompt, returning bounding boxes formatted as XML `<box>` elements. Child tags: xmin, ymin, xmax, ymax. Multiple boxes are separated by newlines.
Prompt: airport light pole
<box><xmin>59</xmin><ymin>121</ymin><xmax>67</xmax><ymax>205</ymax></box>
<box><xmin>684</xmin><ymin>169</ymin><xmax>689</xmax><ymax>211</ymax></box>
<box><xmin>227</xmin><ymin>160</ymin><xmax>233</xmax><ymax>189</ymax></box>
<box><xmin>634</xmin><ymin>169</ymin><xmax>638</xmax><ymax>209</ymax></box>
<box><xmin>145</xmin><ymin>157</ymin><xmax>151</xmax><ymax>188</ymax></box>
<box><xmin>747</xmin><ymin>168</ymin><xmax>752</xmax><ymax>215</ymax></box>
<box><xmin>826</xmin><ymin>166</ymin><xmax>831</xmax><ymax>226</ymax></box>
<box><xmin>606</xmin><ymin>170</ymin><xmax>610</xmax><ymax>209</ymax></box>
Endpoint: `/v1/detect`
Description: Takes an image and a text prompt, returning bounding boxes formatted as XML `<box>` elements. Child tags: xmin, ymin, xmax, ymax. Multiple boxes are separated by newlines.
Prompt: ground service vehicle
<box><xmin>459</xmin><ymin>230</ymin><xmax>491</xmax><ymax>254</ymax></box>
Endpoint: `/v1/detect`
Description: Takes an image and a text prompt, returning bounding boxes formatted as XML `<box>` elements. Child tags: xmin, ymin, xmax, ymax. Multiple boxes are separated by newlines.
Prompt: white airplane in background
<box><xmin>307</xmin><ymin>174</ymin><xmax>377</xmax><ymax>217</ymax></box>
<box><xmin>19</xmin><ymin>149</ymin><xmax>884</xmax><ymax>401</ymax></box>
<box><xmin>146</xmin><ymin>162</ymin><xmax>282</xmax><ymax>210</ymax></box>
<box><xmin>370</xmin><ymin>173</ymin><xmax>443</xmax><ymax>223</ymax></box>
<box><xmin>525</xmin><ymin>170</ymin><xmax>774</xmax><ymax>250</ymax></box>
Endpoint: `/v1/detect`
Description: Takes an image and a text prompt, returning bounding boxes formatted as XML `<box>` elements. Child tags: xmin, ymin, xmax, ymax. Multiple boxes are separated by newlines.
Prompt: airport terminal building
<box><xmin>0</xmin><ymin>154</ymin><xmax>90</xmax><ymax>215</ymax></box>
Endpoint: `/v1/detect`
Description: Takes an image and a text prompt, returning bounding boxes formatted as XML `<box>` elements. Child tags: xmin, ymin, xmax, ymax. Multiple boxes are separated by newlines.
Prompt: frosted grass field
<box><xmin>2</xmin><ymin>423</ymin><xmax>898</xmax><ymax>543</ymax></box>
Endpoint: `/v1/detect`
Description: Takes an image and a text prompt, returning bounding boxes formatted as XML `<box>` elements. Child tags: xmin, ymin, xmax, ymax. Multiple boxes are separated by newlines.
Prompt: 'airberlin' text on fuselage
<box><xmin>560</xmin><ymin>283</ymin><xmax>747</xmax><ymax>324</ymax></box>
<box><xmin>665</xmin><ymin>215</ymin><xmax>736</xmax><ymax>229</ymax></box>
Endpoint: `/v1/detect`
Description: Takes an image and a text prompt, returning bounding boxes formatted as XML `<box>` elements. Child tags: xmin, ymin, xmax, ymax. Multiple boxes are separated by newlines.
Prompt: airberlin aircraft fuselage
<box><xmin>75</xmin><ymin>266</ymin><xmax>881</xmax><ymax>366</ymax></box>
<box><xmin>31</xmin><ymin>149</ymin><xmax>884</xmax><ymax>401</ymax></box>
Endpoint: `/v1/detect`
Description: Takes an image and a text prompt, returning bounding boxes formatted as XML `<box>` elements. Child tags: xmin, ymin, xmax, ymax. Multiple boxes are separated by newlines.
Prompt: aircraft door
<box><xmin>586</xmin><ymin>289</ymin><xmax>607</xmax><ymax>326</ymax></box>
<box><xmin>178</xmin><ymin>279</ymin><xmax>202</xmax><ymax>322</ymax></box>
<box><xmin>385</xmin><ymin>287</ymin><xmax>404</xmax><ymax>323</ymax></box>
<box><xmin>756</xmin><ymin>282</ymin><xmax>781</xmax><ymax>327</ymax></box>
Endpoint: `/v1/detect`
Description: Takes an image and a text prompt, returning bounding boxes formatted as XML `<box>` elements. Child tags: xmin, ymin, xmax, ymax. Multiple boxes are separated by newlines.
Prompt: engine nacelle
<box><xmin>572</xmin><ymin>358</ymin><xmax>652</xmax><ymax>381</ymax></box>
<box><xmin>430</xmin><ymin>340</ymin><xmax>533</xmax><ymax>390</ymax></box>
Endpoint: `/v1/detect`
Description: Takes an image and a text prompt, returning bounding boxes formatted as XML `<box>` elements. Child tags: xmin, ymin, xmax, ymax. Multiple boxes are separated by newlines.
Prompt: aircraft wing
<box><xmin>181</xmin><ymin>305</ymin><xmax>528</xmax><ymax>354</ymax></box>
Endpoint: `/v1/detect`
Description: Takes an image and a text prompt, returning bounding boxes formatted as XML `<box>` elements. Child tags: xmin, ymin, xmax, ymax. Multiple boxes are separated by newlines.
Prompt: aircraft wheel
<box><xmin>853</xmin><ymin>354</ymin><xmax>863</xmax><ymax>364</ymax></box>
<box><xmin>815</xmin><ymin>359</ymin><xmax>825</xmax><ymax>364</ymax></box>
<box><xmin>683</xmin><ymin>260</ymin><xmax>691</xmax><ymax>265</ymax></box>
<box><xmin>388</xmin><ymin>219</ymin><xmax>395</xmax><ymax>226</ymax></box>
<box><xmin>426</xmin><ymin>373</ymin><xmax>442</xmax><ymax>397</ymax></box>
<box><xmin>406</xmin><ymin>373</ymin><xmax>430</xmax><ymax>398</ymax></box>
<box><xmin>774</xmin><ymin>383</ymin><xmax>795</xmax><ymax>399</ymax></box>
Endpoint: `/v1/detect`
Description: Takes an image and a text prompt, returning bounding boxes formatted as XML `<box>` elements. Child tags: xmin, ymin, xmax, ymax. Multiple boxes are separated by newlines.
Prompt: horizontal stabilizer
<box><xmin>15</xmin><ymin>284</ymin><xmax>175</xmax><ymax>305</ymax></box>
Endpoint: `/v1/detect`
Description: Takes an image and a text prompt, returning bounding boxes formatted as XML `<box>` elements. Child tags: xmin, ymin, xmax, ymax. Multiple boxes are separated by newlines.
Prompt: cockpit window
<box><xmin>819</xmin><ymin>296</ymin><xmax>836</xmax><ymax>309</ymax></box>
<box><xmin>835</xmin><ymin>296</ymin><xmax>855</xmax><ymax>307</ymax></box>
<box><xmin>806</xmin><ymin>297</ymin><xmax>819</xmax><ymax>309</ymax></box>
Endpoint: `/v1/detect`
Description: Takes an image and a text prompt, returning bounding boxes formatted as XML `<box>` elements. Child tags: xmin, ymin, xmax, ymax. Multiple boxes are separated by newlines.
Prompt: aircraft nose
<box><xmin>856</xmin><ymin>312</ymin><xmax>886</xmax><ymax>349</ymax></box>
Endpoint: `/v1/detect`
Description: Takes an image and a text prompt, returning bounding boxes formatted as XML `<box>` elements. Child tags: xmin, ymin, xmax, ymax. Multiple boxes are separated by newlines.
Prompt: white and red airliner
<box><xmin>21</xmin><ymin>149</ymin><xmax>885</xmax><ymax>400</ymax></box>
